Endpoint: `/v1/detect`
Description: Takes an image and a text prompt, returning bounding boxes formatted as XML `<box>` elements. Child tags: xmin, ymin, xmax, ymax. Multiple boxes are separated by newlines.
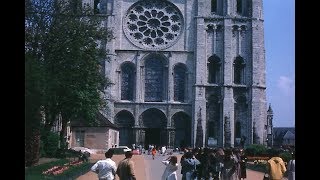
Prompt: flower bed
<box><xmin>247</xmin><ymin>156</ymin><xmax>270</xmax><ymax>161</ymax></box>
<box><xmin>25</xmin><ymin>159</ymin><xmax>92</xmax><ymax>180</ymax></box>
<box><xmin>42</xmin><ymin>160</ymin><xmax>83</xmax><ymax>175</ymax></box>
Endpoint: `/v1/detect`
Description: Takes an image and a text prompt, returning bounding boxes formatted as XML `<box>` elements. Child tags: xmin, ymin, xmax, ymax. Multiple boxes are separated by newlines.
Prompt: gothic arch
<box><xmin>140</xmin><ymin>108</ymin><xmax>167</xmax><ymax>128</ymax></box>
<box><xmin>115</xmin><ymin>110</ymin><xmax>135</xmax><ymax>146</ymax></box>
<box><xmin>143</xmin><ymin>53</ymin><xmax>168</xmax><ymax>102</ymax></box>
<box><xmin>172</xmin><ymin>111</ymin><xmax>191</xmax><ymax>148</ymax></box>
<box><xmin>120</xmin><ymin>62</ymin><xmax>135</xmax><ymax>101</ymax></box>
<box><xmin>208</xmin><ymin>55</ymin><xmax>222</xmax><ymax>84</ymax></box>
<box><xmin>173</xmin><ymin>63</ymin><xmax>188</xmax><ymax>102</ymax></box>
<box><xmin>233</xmin><ymin>56</ymin><xmax>246</xmax><ymax>84</ymax></box>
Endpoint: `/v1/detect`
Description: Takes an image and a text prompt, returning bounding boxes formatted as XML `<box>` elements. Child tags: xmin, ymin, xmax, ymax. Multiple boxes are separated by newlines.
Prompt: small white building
<box><xmin>68</xmin><ymin>112</ymin><xmax>119</xmax><ymax>153</ymax></box>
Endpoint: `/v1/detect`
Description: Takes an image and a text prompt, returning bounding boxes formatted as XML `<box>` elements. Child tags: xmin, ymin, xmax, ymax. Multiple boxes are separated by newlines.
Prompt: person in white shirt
<box><xmin>161</xmin><ymin>146</ymin><xmax>167</xmax><ymax>156</ymax></box>
<box><xmin>91</xmin><ymin>149</ymin><xmax>117</xmax><ymax>180</ymax></box>
<box><xmin>161</xmin><ymin>156</ymin><xmax>178</xmax><ymax>180</ymax></box>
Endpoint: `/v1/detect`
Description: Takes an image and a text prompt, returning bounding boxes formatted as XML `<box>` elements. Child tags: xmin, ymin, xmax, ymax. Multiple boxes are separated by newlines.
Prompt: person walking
<box><xmin>287</xmin><ymin>151</ymin><xmax>295</xmax><ymax>180</ymax></box>
<box><xmin>91</xmin><ymin>149</ymin><xmax>117</xmax><ymax>180</ymax></box>
<box><xmin>116</xmin><ymin>151</ymin><xmax>136</xmax><ymax>180</ymax></box>
<box><xmin>239</xmin><ymin>149</ymin><xmax>248</xmax><ymax>180</ymax></box>
<box><xmin>181</xmin><ymin>151</ymin><xmax>201</xmax><ymax>180</ymax></box>
<box><xmin>151</xmin><ymin>147</ymin><xmax>157</xmax><ymax>160</ymax></box>
<box><xmin>266</xmin><ymin>150</ymin><xmax>287</xmax><ymax>180</ymax></box>
<box><xmin>161</xmin><ymin>156</ymin><xmax>179</xmax><ymax>180</ymax></box>
<box><xmin>161</xmin><ymin>145</ymin><xmax>167</xmax><ymax>156</ymax></box>
<box><xmin>221</xmin><ymin>148</ymin><xmax>238</xmax><ymax>180</ymax></box>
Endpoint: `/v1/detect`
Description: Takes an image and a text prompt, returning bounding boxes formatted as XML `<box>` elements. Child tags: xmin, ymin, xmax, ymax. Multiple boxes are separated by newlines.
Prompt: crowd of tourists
<box><xmin>179</xmin><ymin>147</ymin><xmax>247</xmax><ymax>180</ymax></box>
<box><xmin>179</xmin><ymin>147</ymin><xmax>295</xmax><ymax>180</ymax></box>
<box><xmin>89</xmin><ymin>145</ymin><xmax>295</xmax><ymax>180</ymax></box>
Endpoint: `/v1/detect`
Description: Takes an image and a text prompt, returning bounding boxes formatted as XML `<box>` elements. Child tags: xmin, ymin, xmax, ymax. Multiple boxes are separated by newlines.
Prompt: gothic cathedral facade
<box><xmin>87</xmin><ymin>0</ymin><xmax>268</xmax><ymax>148</ymax></box>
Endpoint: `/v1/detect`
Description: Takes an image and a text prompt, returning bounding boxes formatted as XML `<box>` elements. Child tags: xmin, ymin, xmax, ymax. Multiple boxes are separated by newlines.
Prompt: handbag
<box><xmin>263</xmin><ymin>173</ymin><xmax>269</xmax><ymax>180</ymax></box>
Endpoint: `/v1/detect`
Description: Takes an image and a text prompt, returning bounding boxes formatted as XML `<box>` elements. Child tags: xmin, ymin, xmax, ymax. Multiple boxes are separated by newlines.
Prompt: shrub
<box><xmin>279</xmin><ymin>152</ymin><xmax>292</xmax><ymax>163</ymax></box>
<box><xmin>245</xmin><ymin>144</ymin><xmax>267</xmax><ymax>156</ymax></box>
<box><xmin>266</xmin><ymin>148</ymin><xmax>279</xmax><ymax>157</ymax></box>
<box><xmin>43</xmin><ymin>132</ymin><xmax>60</xmax><ymax>157</ymax></box>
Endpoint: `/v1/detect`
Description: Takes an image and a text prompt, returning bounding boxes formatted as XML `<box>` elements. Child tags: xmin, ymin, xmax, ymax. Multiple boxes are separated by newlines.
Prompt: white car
<box><xmin>71</xmin><ymin>147</ymin><xmax>95</xmax><ymax>154</ymax></box>
<box><xmin>117</xmin><ymin>146</ymin><xmax>132</xmax><ymax>152</ymax></box>
<box><xmin>108</xmin><ymin>146</ymin><xmax>132</xmax><ymax>154</ymax></box>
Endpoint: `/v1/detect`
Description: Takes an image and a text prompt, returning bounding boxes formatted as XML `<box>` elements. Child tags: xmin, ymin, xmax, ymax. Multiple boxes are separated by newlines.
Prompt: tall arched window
<box><xmin>121</xmin><ymin>63</ymin><xmax>135</xmax><ymax>101</ymax></box>
<box><xmin>208</xmin><ymin>55</ymin><xmax>221</xmax><ymax>84</ymax></box>
<box><xmin>233</xmin><ymin>56</ymin><xmax>245</xmax><ymax>84</ymax></box>
<box><xmin>236</xmin><ymin>0</ymin><xmax>250</xmax><ymax>16</ymax></box>
<box><xmin>235</xmin><ymin>121</ymin><xmax>241</xmax><ymax>138</ymax></box>
<box><xmin>211</xmin><ymin>0</ymin><xmax>217</xmax><ymax>13</ymax></box>
<box><xmin>236</xmin><ymin>0</ymin><xmax>243</xmax><ymax>14</ymax></box>
<box><xmin>174</xmin><ymin>63</ymin><xmax>187</xmax><ymax>102</ymax></box>
<box><xmin>145</xmin><ymin>56</ymin><xmax>164</xmax><ymax>102</ymax></box>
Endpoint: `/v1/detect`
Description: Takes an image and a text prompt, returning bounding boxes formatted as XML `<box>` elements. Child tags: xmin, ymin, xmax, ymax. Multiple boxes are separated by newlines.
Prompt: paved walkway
<box><xmin>77</xmin><ymin>153</ymin><xmax>272</xmax><ymax>180</ymax></box>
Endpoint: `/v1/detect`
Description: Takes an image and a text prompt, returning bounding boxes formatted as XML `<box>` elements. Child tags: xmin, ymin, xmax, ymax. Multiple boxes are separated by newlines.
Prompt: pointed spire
<box><xmin>267</xmin><ymin>103</ymin><xmax>273</xmax><ymax>114</ymax></box>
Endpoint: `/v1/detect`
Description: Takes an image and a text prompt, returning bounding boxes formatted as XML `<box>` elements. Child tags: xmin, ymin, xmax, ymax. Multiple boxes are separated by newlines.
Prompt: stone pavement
<box><xmin>77</xmin><ymin>153</ymin><xmax>278</xmax><ymax>180</ymax></box>
<box><xmin>77</xmin><ymin>154</ymin><xmax>146</xmax><ymax>180</ymax></box>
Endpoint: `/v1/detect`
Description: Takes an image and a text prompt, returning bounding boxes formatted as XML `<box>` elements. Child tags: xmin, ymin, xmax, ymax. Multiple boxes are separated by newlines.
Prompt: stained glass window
<box><xmin>174</xmin><ymin>64</ymin><xmax>186</xmax><ymax>102</ymax></box>
<box><xmin>121</xmin><ymin>63</ymin><xmax>135</xmax><ymax>100</ymax></box>
<box><xmin>145</xmin><ymin>57</ymin><xmax>163</xmax><ymax>102</ymax></box>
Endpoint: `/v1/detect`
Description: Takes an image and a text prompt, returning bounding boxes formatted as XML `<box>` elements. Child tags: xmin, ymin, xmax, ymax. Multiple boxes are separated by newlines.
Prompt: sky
<box><xmin>264</xmin><ymin>0</ymin><xmax>295</xmax><ymax>127</ymax></box>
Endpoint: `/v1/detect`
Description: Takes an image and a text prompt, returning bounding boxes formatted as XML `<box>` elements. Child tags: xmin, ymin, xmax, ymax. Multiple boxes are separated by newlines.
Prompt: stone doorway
<box><xmin>144</xmin><ymin>128</ymin><xmax>160</xmax><ymax>149</ymax></box>
<box><xmin>115</xmin><ymin>110</ymin><xmax>135</xmax><ymax>146</ymax></box>
<box><xmin>140</xmin><ymin>108</ymin><xmax>167</xmax><ymax>149</ymax></box>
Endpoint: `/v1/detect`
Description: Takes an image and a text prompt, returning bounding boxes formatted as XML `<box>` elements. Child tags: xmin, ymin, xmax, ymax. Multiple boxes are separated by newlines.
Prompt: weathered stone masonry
<box><xmin>85</xmin><ymin>0</ymin><xmax>268</xmax><ymax>148</ymax></box>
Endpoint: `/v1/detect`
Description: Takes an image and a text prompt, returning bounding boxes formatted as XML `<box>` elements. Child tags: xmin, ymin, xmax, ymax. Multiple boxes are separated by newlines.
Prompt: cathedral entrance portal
<box><xmin>115</xmin><ymin>110</ymin><xmax>135</xmax><ymax>146</ymax></box>
<box><xmin>144</xmin><ymin>128</ymin><xmax>161</xmax><ymax>149</ymax></box>
<box><xmin>140</xmin><ymin>108</ymin><xmax>167</xmax><ymax>149</ymax></box>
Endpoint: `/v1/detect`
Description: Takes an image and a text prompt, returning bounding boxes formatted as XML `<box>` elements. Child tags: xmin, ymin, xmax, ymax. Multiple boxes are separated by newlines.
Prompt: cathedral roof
<box><xmin>273</xmin><ymin>127</ymin><xmax>295</xmax><ymax>140</ymax></box>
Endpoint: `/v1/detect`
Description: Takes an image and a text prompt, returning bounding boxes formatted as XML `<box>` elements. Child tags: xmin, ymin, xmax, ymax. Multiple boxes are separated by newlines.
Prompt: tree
<box><xmin>25</xmin><ymin>0</ymin><xmax>114</xmax><ymax>165</ymax></box>
<box><xmin>25</xmin><ymin>0</ymin><xmax>52</xmax><ymax>166</ymax></box>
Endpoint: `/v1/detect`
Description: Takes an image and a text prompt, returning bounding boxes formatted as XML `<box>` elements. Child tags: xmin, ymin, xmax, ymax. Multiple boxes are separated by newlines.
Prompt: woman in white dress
<box><xmin>161</xmin><ymin>156</ymin><xmax>179</xmax><ymax>180</ymax></box>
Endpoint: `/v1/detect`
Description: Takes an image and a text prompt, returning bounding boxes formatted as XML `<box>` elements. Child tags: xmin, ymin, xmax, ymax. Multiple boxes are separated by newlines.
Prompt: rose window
<box><xmin>123</xmin><ymin>0</ymin><xmax>184</xmax><ymax>50</ymax></box>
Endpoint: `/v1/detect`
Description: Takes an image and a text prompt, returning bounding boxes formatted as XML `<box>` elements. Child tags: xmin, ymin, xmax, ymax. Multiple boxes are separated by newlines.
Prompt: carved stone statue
<box><xmin>224</xmin><ymin>114</ymin><xmax>231</xmax><ymax>147</ymax></box>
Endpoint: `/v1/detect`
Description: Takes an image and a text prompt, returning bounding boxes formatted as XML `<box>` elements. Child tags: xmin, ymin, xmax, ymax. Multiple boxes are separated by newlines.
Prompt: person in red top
<box><xmin>151</xmin><ymin>147</ymin><xmax>157</xmax><ymax>160</ymax></box>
